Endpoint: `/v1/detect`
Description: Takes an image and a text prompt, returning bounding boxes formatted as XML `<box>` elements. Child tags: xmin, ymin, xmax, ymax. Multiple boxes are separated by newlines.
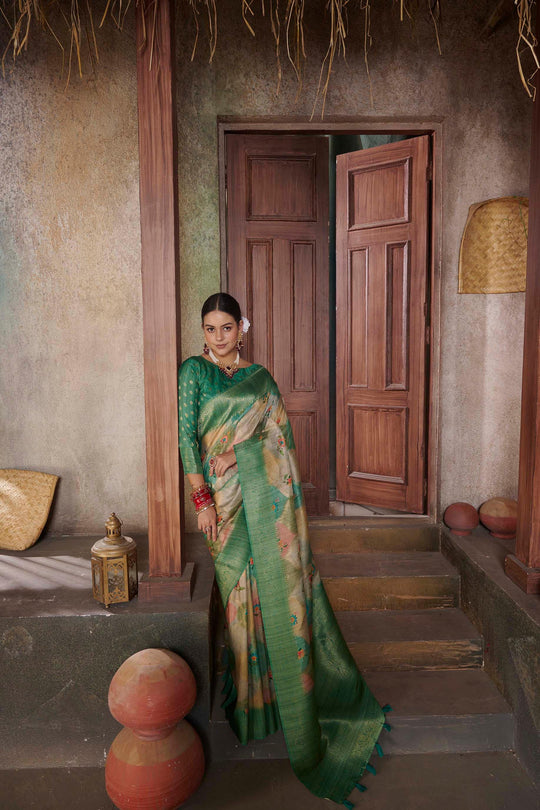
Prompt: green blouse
<box><xmin>177</xmin><ymin>354</ymin><xmax>262</xmax><ymax>474</ymax></box>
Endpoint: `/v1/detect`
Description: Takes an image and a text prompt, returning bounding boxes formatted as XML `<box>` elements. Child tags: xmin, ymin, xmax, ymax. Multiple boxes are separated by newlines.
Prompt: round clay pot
<box><xmin>106</xmin><ymin>721</ymin><xmax>205</xmax><ymax>810</ymax></box>
<box><xmin>479</xmin><ymin>497</ymin><xmax>518</xmax><ymax>539</ymax></box>
<box><xmin>109</xmin><ymin>649</ymin><xmax>197</xmax><ymax>739</ymax></box>
<box><xmin>443</xmin><ymin>502</ymin><xmax>479</xmax><ymax>536</ymax></box>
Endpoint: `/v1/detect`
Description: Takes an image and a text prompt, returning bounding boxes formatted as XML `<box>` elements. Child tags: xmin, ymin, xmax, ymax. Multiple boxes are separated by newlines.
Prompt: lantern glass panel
<box><xmin>93</xmin><ymin>563</ymin><xmax>101</xmax><ymax>592</ymax></box>
<box><xmin>108</xmin><ymin>557</ymin><xmax>127</xmax><ymax>601</ymax></box>
<box><xmin>128</xmin><ymin>554</ymin><xmax>137</xmax><ymax>594</ymax></box>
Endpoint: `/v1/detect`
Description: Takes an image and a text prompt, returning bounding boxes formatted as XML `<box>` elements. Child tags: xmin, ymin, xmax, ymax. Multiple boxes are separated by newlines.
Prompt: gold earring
<box><xmin>203</xmin><ymin>341</ymin><xmax>210</xmax><ymax>355</ymax></box>
<box><xmin>237</xmin><ymin>331</ymin><xmax>244</xmax><ymax>350</ymax></box>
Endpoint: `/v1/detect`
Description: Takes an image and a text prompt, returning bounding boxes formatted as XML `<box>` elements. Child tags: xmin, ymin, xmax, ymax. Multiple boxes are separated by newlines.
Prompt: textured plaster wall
<box><xmin>177</xmin><ymin>0</ymin><xmax>531</xmax><ymax>524</ymax></box>
<box><xmin>0</xmin><ymin>28</ymin><xmax>146</xmax><ymax>533</ymax></box>
<box><xmin>0</xmin><ymin>1</ymin><xmax>531</xmax><ymax>536</ymax></box>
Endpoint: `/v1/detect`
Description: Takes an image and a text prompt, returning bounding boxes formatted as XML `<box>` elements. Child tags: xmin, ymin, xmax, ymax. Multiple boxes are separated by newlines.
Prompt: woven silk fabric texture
<box><xmin>178</xmin><ymin>355</ymin><xmax>390</xmax><ymax>804</ymax></box>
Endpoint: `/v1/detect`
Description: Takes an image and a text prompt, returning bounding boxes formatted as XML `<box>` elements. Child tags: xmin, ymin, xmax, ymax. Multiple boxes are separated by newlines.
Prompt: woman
<box><xmin>178</xmin><ymin>292</ymin><xmax>392</xmax><ymax>808</ymax></box>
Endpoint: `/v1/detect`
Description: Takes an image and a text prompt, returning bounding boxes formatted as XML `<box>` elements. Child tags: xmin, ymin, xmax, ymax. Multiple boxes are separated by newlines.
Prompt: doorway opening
<box><xmin>219</xmin><ymin>123</ymin><xmax>439</xmax><ymax>521</ymax></box>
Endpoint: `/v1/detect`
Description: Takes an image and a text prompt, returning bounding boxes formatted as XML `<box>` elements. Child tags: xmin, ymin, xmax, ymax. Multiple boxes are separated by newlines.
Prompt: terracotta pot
<box><xmin>443</xmin><ymin>502</ymin><xmax>479</xmax><ymax>536</ymax></box>
<box><xmin>109</xmin><ymin>649</ymin><xmax>197</xmax><ymax>738</ymax></box>
<box><xmin>106</xmin><ymin>722</ymin><xmax>205</xmax><ymax>810</ymax></box>
<box><xmin>479</xmin><ymin>497</ymin><xmax>518</xmax><ymax>539</ymax></box>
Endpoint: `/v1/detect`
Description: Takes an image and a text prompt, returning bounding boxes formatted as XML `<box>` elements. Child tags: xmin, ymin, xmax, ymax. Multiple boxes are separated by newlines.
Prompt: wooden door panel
<box><xmin>247</xmin><ymin>156</ymin><xmax>317</xmax><ymax>220</ymax></box>
<box><xmin>349</xmin><ymin>248</ymin><xmax>369</xmax><ymax>387</ymax></box>
<box><xmin>349</xmin><ymin>158</ymin><xmax>410</xmax><ymax>229</ymax></box>
<box><xmin>349</xmin><ymin>405</ymin><xmax>408</xmax><ymax>482</ymax></box>
<box><xmin>226</xmin><ymin>134</ymin><xmax>329</xmax><ymax>515</ymax></box>
<box><xmin>386</xmin><ymin>241</ymin><xmax>409</xmax><ymax>390</ymax></box>
<box><xmin>292</xmin><ymin>241</ymin><xmax>316</xmax><ymax>391</ymax></box>
<box><xmin>246</xmin><ymin>239</ymin><xmax>274</xmax><ymax>372</ymax></box>
<box><xmin>289</xmin><ymin>410</ymin><xmax>318</xmax><ymax>485</ymax></box>
<box><xmin>336</xmin><ymin>136</ymin><xmax>430</xmax><ymax>513</ymax></box>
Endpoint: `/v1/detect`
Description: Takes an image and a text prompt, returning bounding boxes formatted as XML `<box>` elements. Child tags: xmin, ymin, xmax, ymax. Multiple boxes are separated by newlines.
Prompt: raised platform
<box><xmin>0</xmin><ymin>531</ymin><xmax>215</xmax><ymax>769</ymax></box>
<box><xmin>2</xmin><ymin>519</ymin><xmax>537</xmax><ymax>785</ymax></box>
<box><xmin>441</xmin><ymin>526</ymin><xmax>540</xmax><ymax>788</ymax></box>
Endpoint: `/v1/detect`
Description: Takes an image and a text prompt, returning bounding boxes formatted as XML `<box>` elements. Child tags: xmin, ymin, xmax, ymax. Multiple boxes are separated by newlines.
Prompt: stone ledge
<box><xmin>0</xmin><ymin>532</ymin><xmax>215</xmax><ymax>769</ymax></box>
<box><xmin>441</xmin><ymin>526</ymin><xmax>540</xmax><ymax>631</ymax></box>
<box><xmin>440</xmin><ymin>524</ymin><xmax>540</xmax><ymax>787</ymax></box>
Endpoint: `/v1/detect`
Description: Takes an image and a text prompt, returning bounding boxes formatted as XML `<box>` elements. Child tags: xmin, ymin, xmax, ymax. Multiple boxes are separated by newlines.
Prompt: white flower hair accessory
<box><xmin>241</xmin><ymin>316</ymin><xmax>251</xmax><ymax>333</ymax></box>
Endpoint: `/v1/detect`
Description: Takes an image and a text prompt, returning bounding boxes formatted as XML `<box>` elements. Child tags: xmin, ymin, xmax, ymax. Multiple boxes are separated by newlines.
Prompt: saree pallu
<box><xmin>199</xmin><ymin>366</ymin><xmax>391</xmax><ymax>806</ymax></box>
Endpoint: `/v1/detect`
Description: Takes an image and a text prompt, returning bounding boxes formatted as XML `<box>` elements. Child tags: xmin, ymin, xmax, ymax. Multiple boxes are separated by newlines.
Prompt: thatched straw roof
<box><xmin>1</xmin><ymin>0</ymin><xmax>538</xmax><ymax>111</ymax></box>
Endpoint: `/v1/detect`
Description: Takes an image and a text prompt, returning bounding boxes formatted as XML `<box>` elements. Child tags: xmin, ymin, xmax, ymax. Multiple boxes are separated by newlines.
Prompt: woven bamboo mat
<box><xmin>0</xmin><ymin>469</ymin><xmax>58</xmax><ymax>550</ymax></box>
<box><xmin>458</xmin><ymin>196</ymin><xmax>528</xmax><ymax>293</ymax></box>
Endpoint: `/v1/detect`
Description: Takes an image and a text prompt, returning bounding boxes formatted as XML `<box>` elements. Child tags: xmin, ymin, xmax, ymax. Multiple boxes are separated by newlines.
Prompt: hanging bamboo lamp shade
<box><xmin>458</xmin><ymin>196</ymin><xmax>528</xmax><ymax>294</ymax></box>
<box><xmin>0</xmin><ymin>468</ymin><xmax>58</xmax><ymax>550</ymax></box>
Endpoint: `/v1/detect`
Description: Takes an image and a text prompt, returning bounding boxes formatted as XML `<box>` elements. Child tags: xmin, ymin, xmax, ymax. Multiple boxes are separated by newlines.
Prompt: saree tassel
<box><xmin>383</xmin><ymin>722</ymin><xmax>392</xmax><ymax>731</ymax></box>
<box><xmin>355</xmin><ymin>783</ymin><xmax>368</xmax><ymax>792</ymax></box>
<box><xmin>365</xmin><ymin>763</ymin><xmax>376</xmax><ymax>775</ymax></box>
<box><xmin>375</xmin><ymin>741</ymin><xmax>384</xmax><ymax>757</ymax></box>
<box><xmin>343</xmin><ymin>801</ymin><xmax>355</xmax><ymax>809</ymax></box>
<box><xmin>381</xmin><ymin>704</ymin><xmax>393</xmax><ymax>713</ymax></box>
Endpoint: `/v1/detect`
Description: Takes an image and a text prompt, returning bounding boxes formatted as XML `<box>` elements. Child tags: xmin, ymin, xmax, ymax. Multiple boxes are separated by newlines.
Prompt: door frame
<box><xmin>218</xmin><ymin>118</ymin><xmax>442</xmax><ymax>521</ymax></box>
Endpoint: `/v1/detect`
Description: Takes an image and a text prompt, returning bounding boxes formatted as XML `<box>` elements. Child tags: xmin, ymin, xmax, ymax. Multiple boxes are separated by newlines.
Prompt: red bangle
<box><xmin>190</xmin><ymin>483</ymin><xmax>214</xmax><ymax>512</ymax></box>
<box><xmin>190</xmin><ymin>483</ymin><xmax>210</xmax><ymax>501</ymax></box>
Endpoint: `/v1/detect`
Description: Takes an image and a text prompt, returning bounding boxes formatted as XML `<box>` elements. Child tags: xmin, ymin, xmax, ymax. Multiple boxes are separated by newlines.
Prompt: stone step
<box><xmin>364</xmin><ymin>669</ymin><xmax>515</xmax><ymax>754</ymax></box>
<box><xmin>308</xmin><ymin>518</ymin><xmax>440</xmax><ymax>553</ymax></box>
<box><xmin>337</xmin><ymin>608</ymin><xmax>483</xmax><ymax>670</ymax></box>
<box><xmin>209</xmin><ymin>721</ymin><xmax>289</xmax><ymax>761</ymax></box>
<box><xmin>209</xmin><ymin>668</ymin><xmax>514</xmax><ymax>760</ymax></box>
<box><xmin>6</xmin><ymin>750</ymin><xmax>539</xmax><ymax>810</ymax></box>
<box><xmin>315</xmin><ymin>551</ymin><xmax>460</xmax><ymax>611</ymax></box>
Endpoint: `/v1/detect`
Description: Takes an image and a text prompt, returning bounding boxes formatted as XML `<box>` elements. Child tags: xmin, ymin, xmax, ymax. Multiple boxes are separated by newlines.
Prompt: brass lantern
<box><xmin>91</xmin><ymin>513</ymin><xmax>138</xmax><ymax>607</ymax></box>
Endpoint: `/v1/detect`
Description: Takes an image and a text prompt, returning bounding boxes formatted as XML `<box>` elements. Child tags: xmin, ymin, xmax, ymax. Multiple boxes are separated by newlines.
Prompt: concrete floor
<box><xmin>1</xmin><ymin>753</ymin><xmax>538</xmax><ymax>810</ymax></box>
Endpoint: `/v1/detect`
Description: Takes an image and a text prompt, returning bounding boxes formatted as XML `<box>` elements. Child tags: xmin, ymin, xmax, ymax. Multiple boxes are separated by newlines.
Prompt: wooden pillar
<box><xmin>136</xmin><ymin>0</ymin><xmax>193</xmax><ymax>599</ymax></box>
<box><xmin>505</xmin><ymin>51</ymin><xmax>540</xmax><ymax>594</ymax></box>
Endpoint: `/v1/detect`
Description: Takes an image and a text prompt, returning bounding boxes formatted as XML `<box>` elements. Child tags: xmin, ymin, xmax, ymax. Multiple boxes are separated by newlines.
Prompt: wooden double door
<box><xmin>225</xmin><ymin>133</ymin><xmax>431</xmax><ymax>515</ymax></box>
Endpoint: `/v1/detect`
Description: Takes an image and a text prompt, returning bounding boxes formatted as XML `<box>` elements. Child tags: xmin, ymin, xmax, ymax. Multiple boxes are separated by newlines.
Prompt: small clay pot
<box><xmin>108</xmin><ymin>649</ymin><xmax>197</xmax><ymax>739</ymax></box>
<box><xmin>479</xmin><ymin>497</ymin><xmax>517</xmax><ymax>539</ymax></box>
<box><xmin>443</xmin><ymin>502</ymin><xmax>479</xmax><ymax>536</ymax></box>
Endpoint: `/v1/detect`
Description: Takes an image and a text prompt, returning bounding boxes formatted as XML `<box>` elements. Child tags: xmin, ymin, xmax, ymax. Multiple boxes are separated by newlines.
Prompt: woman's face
<box><xmin>202</xmin><ymin>310</ymin><xmax>240</xmax><ymax>358</ymax></box>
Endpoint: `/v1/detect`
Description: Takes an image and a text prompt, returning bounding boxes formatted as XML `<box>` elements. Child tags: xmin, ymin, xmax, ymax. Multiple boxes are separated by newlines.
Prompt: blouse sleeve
<box><xmin>178</xmin><ymin>358</ymin><xmax>204</xmax><ymax>475</ymax></box>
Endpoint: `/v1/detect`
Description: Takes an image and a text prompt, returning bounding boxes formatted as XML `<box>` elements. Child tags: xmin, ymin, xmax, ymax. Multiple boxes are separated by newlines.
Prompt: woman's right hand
<box><xmin>198</xmin><ymin>504</ymin><xmax>217</xmax><ymax>544</ymax></box>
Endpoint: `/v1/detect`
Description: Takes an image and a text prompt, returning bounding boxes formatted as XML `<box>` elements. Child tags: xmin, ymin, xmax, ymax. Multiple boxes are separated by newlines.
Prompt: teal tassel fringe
<box><xmin>346</xmin><ymin>701</ymin><xmax>391</xmax><ymax>804</ymax></box>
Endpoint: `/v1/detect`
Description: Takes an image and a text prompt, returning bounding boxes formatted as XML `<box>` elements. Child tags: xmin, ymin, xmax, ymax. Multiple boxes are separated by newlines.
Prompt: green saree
<box><xmin>178</xmin><ymin>356</ymin><xmax>392</xmax><ymax>807</ymax></box>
